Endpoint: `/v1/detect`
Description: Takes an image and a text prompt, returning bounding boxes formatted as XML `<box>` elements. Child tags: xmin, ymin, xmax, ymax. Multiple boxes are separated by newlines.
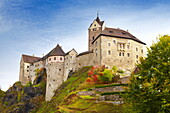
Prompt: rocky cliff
<box><xmin>0</xmin><ymin>68</ymin><xmax>47</xmax><ymax>113</ymax></box>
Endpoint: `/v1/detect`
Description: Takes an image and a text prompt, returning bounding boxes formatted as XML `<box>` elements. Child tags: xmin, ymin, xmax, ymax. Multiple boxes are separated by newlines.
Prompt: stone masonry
<box><xmin>19</xmin><ymin>16</ymin><xmax>146</xmax><ymax>101</ymax></box>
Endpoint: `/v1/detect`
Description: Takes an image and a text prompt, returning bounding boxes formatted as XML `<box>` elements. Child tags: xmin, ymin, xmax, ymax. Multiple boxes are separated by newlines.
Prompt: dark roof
<box><xmin>22</xmin><ymin>54</ymin><xmax>40</xmax><ymax>63</ymax></box>
<box><xmin>96</xmin><ymin>16</ymin><xmax>104</xmax><ymax>26</ymax></box>
<box><xmin>92</xmin><ymin>27</ymin><xmax>146</xmax><ymax>45</ymax></box>
<box><xmin>77</xmin><ymin>51</ymin><xmax>93</xmax><ymax>57</ymax></box>
<box><xmin>89</xmin><ymin>16</ymin><xmax>104</xmax><ymax>28</ymax></box>
<box><xmin>40</xmin><ymin>44</ymin><xmax>65</xmax><ymax>61</ymax></box>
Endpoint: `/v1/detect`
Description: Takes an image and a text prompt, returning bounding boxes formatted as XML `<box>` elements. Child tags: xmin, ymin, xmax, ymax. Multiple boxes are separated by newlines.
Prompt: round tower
<box><xmin>45</xmin><ymin>44</ymin><xmax>65</xmax><ymax>101</ymax></box>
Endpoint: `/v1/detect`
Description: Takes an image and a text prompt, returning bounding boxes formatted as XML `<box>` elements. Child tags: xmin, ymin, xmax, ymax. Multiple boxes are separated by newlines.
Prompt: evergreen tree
<box><xmin>125</xmin><ymin>35</ymin><xmax>170</xmax><ymax>113</ymax></box>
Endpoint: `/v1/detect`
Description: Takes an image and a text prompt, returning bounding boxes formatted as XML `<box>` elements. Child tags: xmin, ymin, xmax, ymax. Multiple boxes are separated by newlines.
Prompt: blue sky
<box><xmin>0</xmin><ymin>0</ymin><xmax>170</xmax><ymax>91</ymax></box>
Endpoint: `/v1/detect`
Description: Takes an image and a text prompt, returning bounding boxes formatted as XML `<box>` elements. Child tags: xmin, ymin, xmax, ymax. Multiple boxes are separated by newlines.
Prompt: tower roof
<box><xmin>95</xmin><ymin>16</ymin><xmax>104</xmax><ymax>26</ymax></box>
<box><xmin>49</xmin><ymin>44</ymin><xmax>65</xmax><ymax>56</ymax></box>
<box><xmin>39</xmin><ymin>44</ymin><xmax>65</xmax><ymax>61</ymax></box>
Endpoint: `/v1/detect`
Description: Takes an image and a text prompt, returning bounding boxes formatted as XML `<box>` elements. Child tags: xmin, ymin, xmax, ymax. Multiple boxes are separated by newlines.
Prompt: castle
<box><xmin>19</xmin><ymin>16</ymin><xmax>146</xmax><ymax>101</ymax></box>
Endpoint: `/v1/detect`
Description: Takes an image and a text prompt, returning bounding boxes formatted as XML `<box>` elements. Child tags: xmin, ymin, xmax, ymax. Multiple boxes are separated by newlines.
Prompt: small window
<box><xmin>127</xmin><ymin>53</ymin><xmax>130</xmax><ymax>57</ymax></box>
<box><xmin>27</xmin><ymin>66</ymin><xmax>29</xmax><ymax>68</ymax></box>
<box><xmin>122</xmin><ymin>53</ymin><xmax>124</xmax><ymax>56</ymax></box>
<box><xmin>136</xmin><ymin>60</ymin><xmax>138</xmax><ymax>63</ymax></box>
<box><xmin>28</xmin><ymin>76</ymin><xmax>30</xmax><ymax>78</ymax></box>
<box><xmin>54</xmin><ymin>57</ymin><xmax>56</xmax><ymax>60</ymax></box>
<box><xmin>49</xmin><ymin>58</ymin><xmax>51</xmax><ymax>61</ymax></box>
<box><xmin>108</xmin><ymin>43</ymin><xmax>111</xmax><ymax>46</ymax></box>
<box><xmin>53</xmin><ymin>79</ymin><xmax>55</xmax><ymax>82</ymax></box>
<box><xmin>49</xmin><ymin>84</ymin><xmax>51</xmax><ymax>87</ymax></box>
<box><xmin>60</xmin><ymin>57</ymin><xmax>63</xmax><ymax>61</ymax></box>
<box><xmin>127</xmin><ymin>45</ymin><xmax>130</xmax><ymax>49</ymax></box>
<box><xmin>94</xmin><ymin>24</ymin><xmax>96</xmax><ymax>26</ymax></box>
<box><xmin>141</xmin><ymin>49</ymin><xmax>143</xmax><ymax>53</ymax></box>
<box><xmin>27</xmin><ymin>70</ymin><xmax>29</xmax><ymax>72</ymax></box>
<box><xmin>59</xmin><ymin>69</ymin><xmax>61</xmax><ymax>71</ymax></box>
<box><xmin>96</xmin><ymin>41</ymin><xmax>97</xmax><ymax>46</ymax></box>
<box><xmin>92</xmin><ymin>36</ymin><xmax>95</xmax><ymax>40</ymax></box>
<box><xmin>113</xmin><ymin>40</ymin><xmax>116</xmax><ymax>44</ymax></box>
<box><xmin>108</xmin><ymin>50</ymin><xmax>111</xmax><ymax>55</ymax></box>
<box><xmin>79</xmin><ymin>63</ymin><xmax>81</xmax><ymax>66</ymax></box>
<box><xmin>119</xmin><ymin>52</ymin><xmax>121</xmax><ymax>56</ymax></box>
<box><xmin>136</xmin><ymin>55</ymin><xmax>138</xmax><ymax>59</ymax></box>
<box><xmin>136</xmin><ymin>47</ymin><xmax>138</xmax><ymax>51</ymax></box>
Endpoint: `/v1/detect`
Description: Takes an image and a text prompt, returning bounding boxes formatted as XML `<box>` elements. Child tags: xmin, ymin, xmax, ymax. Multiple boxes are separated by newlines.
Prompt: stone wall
<box><xmin>100</xmin><ymin>36</ymin><xmax>146</xmax><ymax>70</ymax></box>
<box><xmin>45</xmin><ymin>62</ymin><xmax>64</xmax><ymax>101</ymax></box>
<box><xmin>64</xmin><ymin>49</ymin><xmax>77</xmax><ymax>81</ymax></box>
<box><xmin>75</xmin><ymin>52</ymin><xmax>93</xmax><ymax>70</ymax></box>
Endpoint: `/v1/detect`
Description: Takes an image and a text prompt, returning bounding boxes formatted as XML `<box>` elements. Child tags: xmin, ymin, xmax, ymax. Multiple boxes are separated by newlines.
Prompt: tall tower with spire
<box><xmin>88</xmin><ymin>15</ymin><xmax>105</xmax><ymax>51</ymax></box>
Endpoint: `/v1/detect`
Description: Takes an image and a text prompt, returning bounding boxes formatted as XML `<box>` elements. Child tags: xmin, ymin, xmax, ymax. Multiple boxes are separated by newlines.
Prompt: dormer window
<box><xmin>109</xmin><ymin>31</ymin><xmax>113</xmax><ymax>33</ymax></box>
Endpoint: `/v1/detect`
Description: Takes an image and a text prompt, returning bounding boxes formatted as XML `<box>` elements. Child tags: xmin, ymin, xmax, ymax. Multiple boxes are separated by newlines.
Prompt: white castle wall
<box><xmin>45</xmin><ymin>56</ymin><xmax>65</xmax><ymax>101</ymax></box>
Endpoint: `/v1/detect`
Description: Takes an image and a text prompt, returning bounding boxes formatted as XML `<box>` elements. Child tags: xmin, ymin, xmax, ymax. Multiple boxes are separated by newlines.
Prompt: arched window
<box><xmin>60</xmin><ymin>57</ymin><xmax>62</xmax><ymax>61</ymax></box>
<box><xmin>54</xmin><ymin>57</ymin><xmax>56</xmax><ymax>60</ymax></box>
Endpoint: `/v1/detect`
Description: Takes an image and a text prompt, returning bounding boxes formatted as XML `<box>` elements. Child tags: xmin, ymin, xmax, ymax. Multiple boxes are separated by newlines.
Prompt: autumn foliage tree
<box><xmin>124</xmin><ymin>35</ymin><xmax>170</xmax><ymax>113</ymax></box>
<box><xmin>86</xmin><ymin>65</ymin><xmax>124</xmax><ymax>84</ymax></box>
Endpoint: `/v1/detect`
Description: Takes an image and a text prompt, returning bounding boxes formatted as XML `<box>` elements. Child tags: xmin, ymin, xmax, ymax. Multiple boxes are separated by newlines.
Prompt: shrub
<box><xmin>86</xmin><ymin>66</ymin><xmax>124</xmax><ymax>84</ymax></box>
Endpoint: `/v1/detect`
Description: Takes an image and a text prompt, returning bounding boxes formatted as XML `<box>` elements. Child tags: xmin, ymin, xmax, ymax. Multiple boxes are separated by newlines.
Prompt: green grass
<box><xmin>35</xmin><ymin>66</ymin><xmax>92</xmax><ymax>113</ymax></box>
<box><xmin>101</xmin><ymin>91</ymin><xmax>126</xmax><ymax>96</ymax></box>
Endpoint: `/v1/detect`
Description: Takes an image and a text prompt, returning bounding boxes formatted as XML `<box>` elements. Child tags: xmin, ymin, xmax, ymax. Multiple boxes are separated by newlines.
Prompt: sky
<box><xmin>0</xmin><ymin>0</ymin><xmax>170</xmax><ymax>91</ymax></box>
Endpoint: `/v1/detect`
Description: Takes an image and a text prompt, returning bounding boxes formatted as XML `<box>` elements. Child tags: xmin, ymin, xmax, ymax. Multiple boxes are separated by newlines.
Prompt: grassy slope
<box><xmin>36</xmin><ymin>66</ymin><xmax>124</xmax><ymax>113</ymax></box>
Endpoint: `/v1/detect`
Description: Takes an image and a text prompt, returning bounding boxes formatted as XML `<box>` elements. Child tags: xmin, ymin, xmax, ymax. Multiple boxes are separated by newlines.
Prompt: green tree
<box><xmin>124</xmin><ymin>35</ymin><xmax>170</xmax><ymax>113</ymax></box>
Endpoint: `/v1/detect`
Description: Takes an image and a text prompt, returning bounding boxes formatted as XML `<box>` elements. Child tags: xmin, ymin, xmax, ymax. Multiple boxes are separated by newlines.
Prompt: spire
<box><xmin>97</xmin><ymin>11</ymin><xmax>99</xmax><ymax>18</ymax></box>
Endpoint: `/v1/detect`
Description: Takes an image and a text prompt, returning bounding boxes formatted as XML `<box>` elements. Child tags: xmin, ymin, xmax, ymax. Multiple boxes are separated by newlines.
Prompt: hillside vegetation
<box><xmin>35</xmin><ymin>66</ymin><xmax>128</xmax><ymax>113</ymax></box>
<box><xmin>0</xmin><ymin>68</ymin><xmax>47</xmax><ymax>113</ymax></box>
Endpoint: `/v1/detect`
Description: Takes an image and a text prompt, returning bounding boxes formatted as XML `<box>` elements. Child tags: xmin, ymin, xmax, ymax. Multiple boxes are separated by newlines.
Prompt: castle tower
<box><xmin>45</xmin><ymin>44</ymin><xmax>65</xmax><ymax>101</ymax></box>
<box><xmin>88</xmin><ymin>16</ymin><xmax>105</xmax><ymax>51</ymax></box>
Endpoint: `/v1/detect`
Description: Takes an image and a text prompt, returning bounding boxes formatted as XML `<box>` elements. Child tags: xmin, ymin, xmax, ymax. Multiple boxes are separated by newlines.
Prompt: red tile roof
<box><xmin>22</xmin><ymin>54</ymin><xmax>40</xmax><ymax>63</ymax></box>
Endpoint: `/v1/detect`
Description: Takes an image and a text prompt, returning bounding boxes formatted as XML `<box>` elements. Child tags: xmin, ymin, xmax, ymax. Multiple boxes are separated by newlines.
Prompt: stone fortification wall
<box><xmin>75</xmin><ymin>52</ymin><xmax>93</xmax><ymax>70</ymax></box>
<box><xmin>45</xmin><ymin>62</ymin><xmax>64</xmax><ymax>101</ymax></box>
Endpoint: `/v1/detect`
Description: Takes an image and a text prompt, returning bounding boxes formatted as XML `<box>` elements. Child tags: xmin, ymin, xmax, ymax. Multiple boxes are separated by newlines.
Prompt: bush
<box><xmin>86</xmin><ymin>66</ymin><xmax>124</xmax><ymax>84</ymax></box>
